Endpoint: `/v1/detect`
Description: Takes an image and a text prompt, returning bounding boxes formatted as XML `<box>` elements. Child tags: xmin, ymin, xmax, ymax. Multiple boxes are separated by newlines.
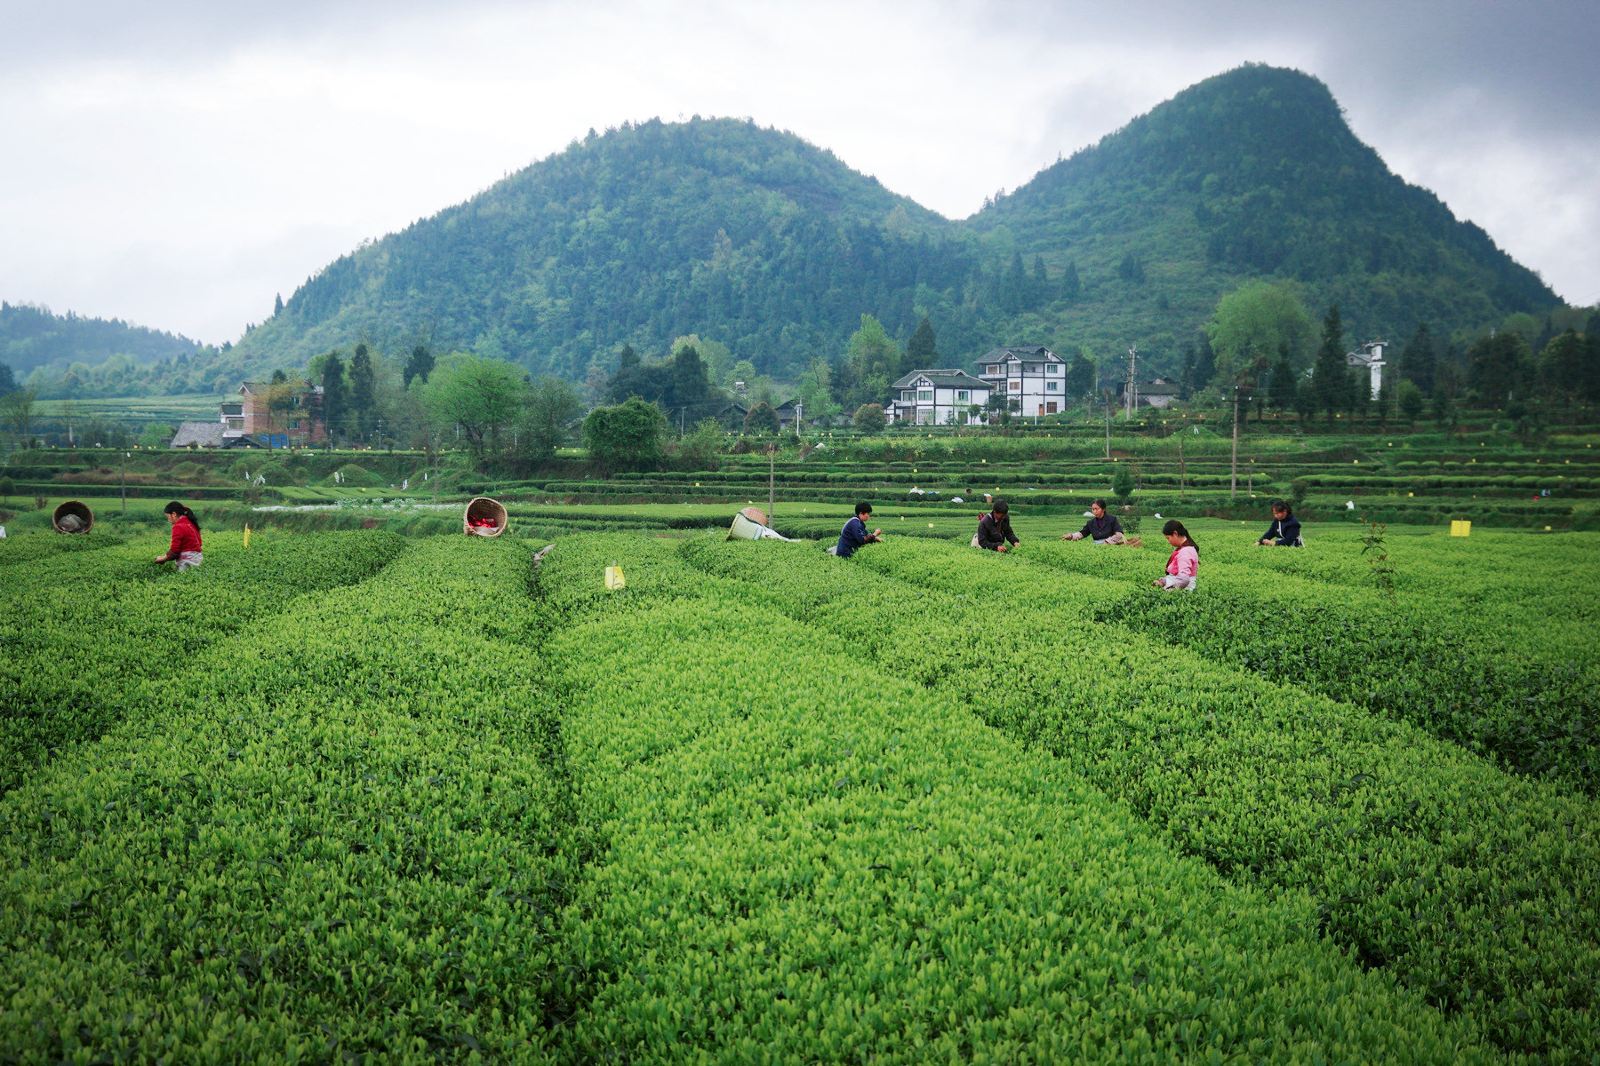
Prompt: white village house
<box><xmin>889</xmin><ymin>369</ymin><xmax>991</xmax><ymax>425</ymax></box>
<box><xmin>1346</xmin><ymin>340</ymin><xmax>1386</xmax><ymax>399</ymax></box>
<box><xmin>977</xmin><ymin>345</ymin><xmax>1069</xmax><ymax>417</ymax></box>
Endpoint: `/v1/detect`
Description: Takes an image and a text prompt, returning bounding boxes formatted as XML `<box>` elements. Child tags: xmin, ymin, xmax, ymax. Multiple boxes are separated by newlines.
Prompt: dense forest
<box><xmin>5</xmin><ymin>65</ymin><xmax>1574</xmax><ymax>400</ymax></box>
<box><xmin>0</xmin><ymin>303</ymin><xmax>203</xmax><ymax>395</ymax></box>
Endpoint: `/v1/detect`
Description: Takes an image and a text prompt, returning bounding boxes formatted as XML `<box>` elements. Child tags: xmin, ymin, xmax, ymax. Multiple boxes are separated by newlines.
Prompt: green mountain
<box><xmin>26</xmin><ymin>64</ymin><xmax>1566</xmax><ymax>392</ymax></box>
<box><xmin>971</xmin><ymin>63</ymin><xmax>1559</xmax><ymax>367</ymax></box>
<box><xmin>1</xmin><ymin>302</ymin><xmax>202</xmax><ymax>393</ymax></box>
<box><xmin>237</xmin><ymin>117</ymin><xmax>987</xmax><ymax>381</ymax></box>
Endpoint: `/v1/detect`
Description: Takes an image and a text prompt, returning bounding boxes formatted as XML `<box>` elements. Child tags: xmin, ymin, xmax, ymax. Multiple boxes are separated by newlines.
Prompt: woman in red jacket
<box><xmin>154</xmin><ymin>500</ymin><xmax>203</xmax><ymax>571</ymax></box>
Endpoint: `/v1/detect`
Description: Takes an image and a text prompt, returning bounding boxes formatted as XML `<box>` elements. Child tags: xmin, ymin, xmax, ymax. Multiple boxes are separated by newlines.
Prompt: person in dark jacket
<box><xmin>154</xmin><ymin>500</ymin><xmax>204</xmax><ymax>571</ymax></box>
<box><xmin>831</xmin><ymin>501</ymin><xmax>882</xmax><ymax>558</ymax></box>
<box><xmin>975</xmin><ymin>498</ymin><xmax>1019</xmax><ymax>552</ymax></box>
<box><xmin>1062</xmin><ymin>499</ymin><xmax>1138</xmax><ymax>545</ymax></box>
<box><xmin>1258</xmin><ymin>501</ymin><xmax>1303</xmax><ymax>546</ymax></box>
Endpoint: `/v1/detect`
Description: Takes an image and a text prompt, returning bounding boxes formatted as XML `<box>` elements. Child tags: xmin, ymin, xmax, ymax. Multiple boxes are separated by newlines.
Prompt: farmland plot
<box><xmin>3</xmin><ymin>527</ymin><xmax>1595</xmax><ymax>1062</ymax></box>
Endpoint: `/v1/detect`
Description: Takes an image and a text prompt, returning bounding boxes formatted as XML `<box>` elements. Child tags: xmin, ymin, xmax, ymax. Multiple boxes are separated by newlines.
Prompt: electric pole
<box><xmin>1103</xmin><ymin>391</ymin><xmax>1111</xmax><ymax>460</ymax></box>
<box><xmin>1230</xmin><ymin>384</ymin><xmax>1244</xmax><ymax>501</ymax></box>
<box><xmin>1125</xmin><ymin>345</ymin><xmax>1138</xmax><ymax>420</ymax></box>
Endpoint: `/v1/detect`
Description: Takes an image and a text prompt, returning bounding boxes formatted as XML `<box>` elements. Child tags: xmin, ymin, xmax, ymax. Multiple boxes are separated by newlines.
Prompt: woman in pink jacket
<box><xmin>1153</xmin><ymin>519</ymin><xmax>1198</xmax><ymax>591</ymax></box>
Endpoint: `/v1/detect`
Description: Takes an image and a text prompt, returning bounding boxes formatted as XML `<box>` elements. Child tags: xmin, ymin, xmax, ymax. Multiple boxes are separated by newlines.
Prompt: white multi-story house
<box><xmin>889</xmin><ymin>369</ymin><xmax>991</xmax><ymax>425</ymax></box>
<box><xmin>1346</xmin><ymin>341</ymin><xmax>1386</xmax><ymax>399</ymax></box>
<box><xmin>976</xmin><ymin>345</ymin><xmax>1068</xmax><ymax>416</ymax></box>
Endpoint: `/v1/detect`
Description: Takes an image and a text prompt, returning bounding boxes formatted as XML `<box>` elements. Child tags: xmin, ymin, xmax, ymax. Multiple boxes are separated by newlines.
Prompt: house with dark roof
<box><xmin>1116</xmin><ymin>377</ymin><xmax>1183</xmax><ymax>410</ymax></box>
<box><xmin>975</xmin><ymin>346</ymin><xmax>1068</xmax><ymax>417</ymax></box>
<box><xmin>889</xmin><ymin>369</ymin><xmax>991</xmax><ymax>425</ymax></box>
<box><xmin>169</xmin><ymin>421</ymin><xmax>262</xmax><ymax>449</ymax></box>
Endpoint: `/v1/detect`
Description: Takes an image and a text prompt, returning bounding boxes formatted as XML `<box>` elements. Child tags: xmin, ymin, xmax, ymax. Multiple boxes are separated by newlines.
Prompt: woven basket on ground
<box><xmin>52</xmin><ymin>500</ymin><xmax>94</xmax><ymax>534</ymax></box>
<box><xmin>463</xmin><ymin>496</ymin><xmax>508</xmax><ymax>537</ymax></box>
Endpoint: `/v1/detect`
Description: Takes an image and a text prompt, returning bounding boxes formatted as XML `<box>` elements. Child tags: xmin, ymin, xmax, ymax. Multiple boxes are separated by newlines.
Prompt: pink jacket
<box><xmin>1163</xmin><ymin>544</ymin><xmax>1198</xmax><ymax>589</ymax></box>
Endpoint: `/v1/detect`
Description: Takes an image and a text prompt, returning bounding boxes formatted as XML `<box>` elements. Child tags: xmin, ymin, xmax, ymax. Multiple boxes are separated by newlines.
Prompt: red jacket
<box><xmin>168</xmin><ymin>515</ymin><xmax>202</xmax><ymax>556</ymax></box>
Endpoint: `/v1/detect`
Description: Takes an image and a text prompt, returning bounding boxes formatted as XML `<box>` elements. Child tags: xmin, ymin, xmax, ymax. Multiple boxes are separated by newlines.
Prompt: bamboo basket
<box><xmin>463</xmin><ymin>496</ymin><xmax>508</xmax><ymax>537</ymax></box>
<box><xmin>52</xmin><ymin>500</ymin><xmax>94</xmax><ymax>534</ymax></box>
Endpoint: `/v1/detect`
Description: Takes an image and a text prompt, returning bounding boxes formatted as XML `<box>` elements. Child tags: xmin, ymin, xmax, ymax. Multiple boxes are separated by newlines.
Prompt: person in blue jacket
<box><xmin>831</xmin><ymin>501</ymin><xmax>883</xmax><ymax>558</ymax></box>
<box><xmin>1258</xmin><ymin>500</ymin><xmax>1303</xmax><ymax>546</ymax></box>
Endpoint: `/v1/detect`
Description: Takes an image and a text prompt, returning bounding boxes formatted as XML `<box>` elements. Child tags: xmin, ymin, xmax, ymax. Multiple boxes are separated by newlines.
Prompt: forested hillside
<box><xmin>0</xmin><ymin>303</ymin><xmax>201</xmax><ymax>392</ymax></box>
<box><xmin>237</xmin><ymin>117</ymin><xmax>990</xmax><ymax>383</ymax></box>
<box><xmin>972</xmin><ymin>63</ymin><xmax>1560</xmax><ymax>367</ymax></box>
<box><xmin>8</xmin><ymin>65</ymin><xmax>1571</xmax><ymax>395</ymax></box>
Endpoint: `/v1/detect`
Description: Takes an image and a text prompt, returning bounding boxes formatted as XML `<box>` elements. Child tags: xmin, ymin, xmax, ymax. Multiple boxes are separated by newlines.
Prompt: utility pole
<box><xmin>1103</xmin><ymin>391</ymin><xmax>1111</xmax><ymax>460</ymax></box>
<box><xmin>120</xmin><ymin>451</ymin><xmax>128</xmax><ymax>515</ymax></box>
<box><xmin>767</xmin><ymin>443</ymin><xmax>777</xmax><ymax>524</ymax></box>
<box><xmin>1124</xmin><ymin>345</ymin><xmax>1139</xmax><ymax>420</ymax></box>
<box><xmin>1230</xmin><ymin>384</ymin><xmax>1244</xmax><ymax>501</ymax></box>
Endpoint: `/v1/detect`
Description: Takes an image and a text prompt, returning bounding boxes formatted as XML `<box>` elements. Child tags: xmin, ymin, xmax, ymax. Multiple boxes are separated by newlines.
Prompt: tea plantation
<box><xmin>2</xmin><ymin>522</ymin><xmax>1596</xmax><ymax>1062</ymax></box>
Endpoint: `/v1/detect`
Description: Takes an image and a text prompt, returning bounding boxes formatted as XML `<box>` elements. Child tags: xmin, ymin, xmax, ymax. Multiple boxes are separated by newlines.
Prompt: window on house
<box><xmin>918</xmin><ymin>389</ymin><xmax>933</xmax><ymax>402</ymax></box>
<box><xmin>1008</xmin><ymin>381</ymin><xmax>1021</xmax><ymax>391</ymax></box>
<box><xmin>1046</xmin><ymin>381</ymin><xmax>1060</xmax><ymax>391</ymax></box>
<box><xmin>956</xmin><ymin>390</ymin><xmax>969</xmax><ymax>401</ymax></box>
<box><xmin>1046</xmin><ymin>364</ymin><xmax>1061</xmax><ymax>374</ymax></box>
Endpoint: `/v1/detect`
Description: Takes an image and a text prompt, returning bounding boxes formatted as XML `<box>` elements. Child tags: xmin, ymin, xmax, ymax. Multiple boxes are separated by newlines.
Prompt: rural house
<box><xmin>976</xmin><ymin>346</ymin><xmax>1068</xmax><ymax>417</ymax></box>
<box><xmin>1116</xmin><ymin>377</ymin><xmax>1183</xmax><ymax>409</ymax></box>
<box><xmin>890</xmin><ymin>369</ymin><xmax>991</xmax><ymax>425</ymax></box>
<box><xmin>1346</xmin><ymin>341</ymin><xmax>1386</xmax><ymax>399</ymax></box>
<box><xmin>237</xmin><ymin>380</ymin><xmax>328</xmax><ymax>447</ymax></box>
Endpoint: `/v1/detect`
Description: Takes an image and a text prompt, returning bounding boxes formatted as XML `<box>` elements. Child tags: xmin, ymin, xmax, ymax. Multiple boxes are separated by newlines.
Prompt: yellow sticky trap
<box><xmin>1450</xmin><ymin>520</ymin><xmax>1472</xmax><ymax>537</ymax></box>
<box><xmin>242</xmin><ymin>524</ymin><xmax>252</xmax><ymax>549</ymax></box>
<box><xmin>605</xmin><ymin>562</ymin><xmax>627</xmax><ymax>590</ymax></box>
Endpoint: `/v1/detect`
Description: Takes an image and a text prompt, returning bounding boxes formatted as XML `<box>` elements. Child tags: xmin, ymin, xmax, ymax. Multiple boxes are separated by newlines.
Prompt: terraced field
<box><xmin>1</xmin><ymin>526</ymin><xmax>1595</xmax><ymax>1061</ymax></box>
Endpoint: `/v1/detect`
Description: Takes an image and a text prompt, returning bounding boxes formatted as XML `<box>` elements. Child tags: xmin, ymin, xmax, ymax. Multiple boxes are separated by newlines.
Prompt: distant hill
<box><xmin>24</xmin><ymin>65</ymin><xmax>1569</xmax><ymax>392</ymax></box>
<box><xmin>234</xmin><ymin>117</ymin><xmax>988</xmax><ymax>381</ymax></box>
<box><xmin>969</xmin><ymin>63</ymin><xmax>1560</xmax><ymax>366</ymax></box>
<box><xmin>0</xmin><ymin>302</ymin><xmax>202</xmax><ymax>394</ymax></box>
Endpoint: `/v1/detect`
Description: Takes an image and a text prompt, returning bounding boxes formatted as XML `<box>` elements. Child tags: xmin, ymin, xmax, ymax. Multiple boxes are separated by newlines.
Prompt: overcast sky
<box><xmin>2</xmin><ymin>0</ymin><xmax>1596</xmax><ymax>345</ymax></box>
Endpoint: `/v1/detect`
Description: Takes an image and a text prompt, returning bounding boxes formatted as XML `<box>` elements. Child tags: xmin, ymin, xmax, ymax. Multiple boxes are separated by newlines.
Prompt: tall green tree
<box><xmin>904</xmin><ymin>316</ymin><xmax>938</xmax><ymax>374</ymax></box>
<box><xmin>518</xmin><ymin>376</ymin><xmax>583</xmax><ymax>465</ymax></box>
<box><xmin>348</xmin><ymin>343</ymin><xmax>377</xmax><ymax>440</ymax></box>
<box><xmin>1397</xmin><ymin>379</ymin><xmax>1425</xmax><ymax>425</ymax></box>
<box><xmin>1066</xmin><ymin>350</ymin><xmax>1096</xmax><ymax>400</ymax></box>
<box><xmin>0</xmin><ymin>361</ymin><xmax>17</xmax><ymax>395</ymax></box>
<box><xmin>1060</xmin><ymin>261</ymin><xmax>1081</xmax><ymax>301</ymax></box>
<box><xmin>319</xmin><ymin>352</ymin><xmax>348</xmax><ymax>441</ymax></box>
<box><xmin>1206</xmin><ymin>280</ymin><xmax>1314</xmax><ymax>384</ymax></box>
<box><xmin>421</xmin><ymin>354</ymin><xmax>527</xmax><ymax>460</ymax></box>
<box><xmin>840</xmin><ymin>314</ymin><xmax>900</xmax><ymax>409</ymax></box>
<box><xmin>583</xmin><ymin>396</ymin><xmax>667</xmax><ymax>474</ymax></box>
<box><xmin>1398</xmin><ymin>323</ymin><xmax>1436</xmax><ymax>395</ymax></box>
<box><xmin>1310</xmin><ymin>304</ymin><xmax>1350</xmax><ymax>424</ymax></box>
<box><xmin>1</xmin><ymin>385</ymin><xmax>36</xmax><ymax>444</ymax></box>
<box><xmin>403</xmin><ymin>345</ymin><xmax>434</xmax><ymax>387</ymax></box>
<box><xmin>1467</xmin><ymin>331</ymin><xmax>1529</xmax><ymax>407</ymax></box>
<box><xmin>1536</xmin><ymin>330</ymin><xmax>1587</xmax><ymax>402</ymax></box>
<box><xmin>669</xmin><ymin>343</ymin><xmax>711</xmax><ymax>415</ymax></box>
<box><xmin>1268</xmin><ymin>348</ymin><xmax>1298</xmax><ymax>412</ymax></box>
<box><xmin>797</xmin><ymin>357</ymin><xmax>842</xmax><ymax>424</ymax></box>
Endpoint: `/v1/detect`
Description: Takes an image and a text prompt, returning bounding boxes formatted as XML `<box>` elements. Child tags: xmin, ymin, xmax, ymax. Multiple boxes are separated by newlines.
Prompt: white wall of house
<box><xmin>894</xmin><ymin>382</ymin><xmax>990</xmax><ymax>424</ymax></box>
<box><xmin>978</xmin><ymin>352</ymin><xmax>1067</xmax><ymax>416</ymax></box>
